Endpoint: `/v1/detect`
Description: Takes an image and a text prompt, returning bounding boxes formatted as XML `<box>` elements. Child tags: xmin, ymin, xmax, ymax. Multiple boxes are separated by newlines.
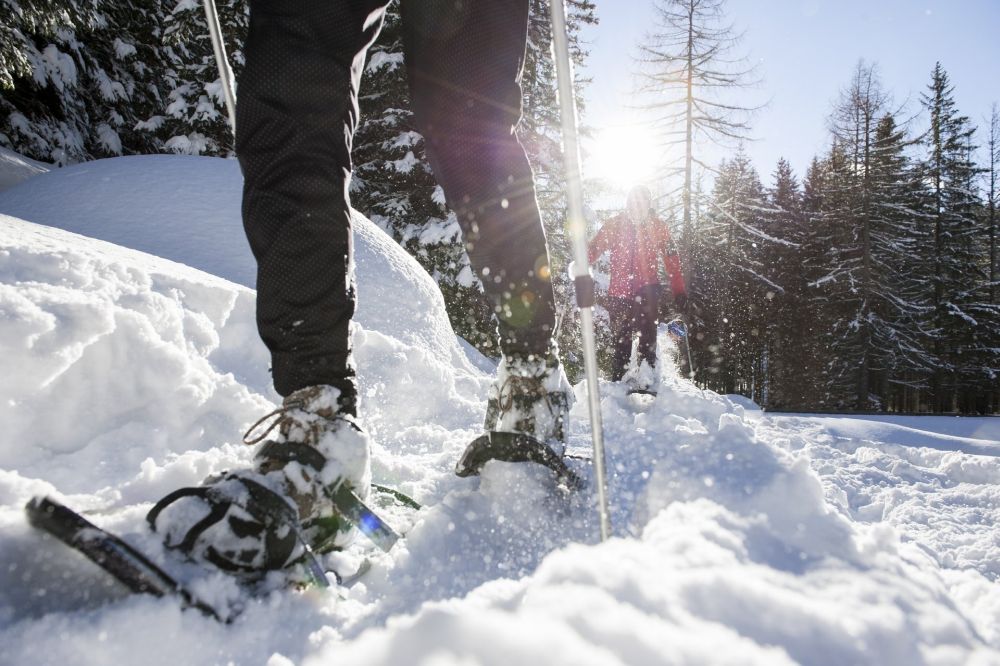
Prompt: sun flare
<box><xmin>584</xmin><ymin>124</ymin><xmax>661</xmax><ymax>189</ymax></box>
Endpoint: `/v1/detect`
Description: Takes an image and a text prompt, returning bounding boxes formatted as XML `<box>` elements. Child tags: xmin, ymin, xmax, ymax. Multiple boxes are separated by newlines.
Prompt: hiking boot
<box><xmin>147</xmin><ymin>385</ymin><xmax>371</xmax><ymax>574</ymax></box>
<box><xmin>482</xmin><ymin>347</ymin><xmax>573</xmax><ymax>455</ymax></box>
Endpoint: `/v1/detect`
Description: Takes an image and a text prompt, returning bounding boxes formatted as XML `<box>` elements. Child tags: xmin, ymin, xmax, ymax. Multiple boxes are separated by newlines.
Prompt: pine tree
<box><xmin>802</xmin><ymin>139</ymin><xmax>859</xmax><ymax>408</ymax></box>
<box><xmin>147</xmin><ymin>0</ymin><xmax>248</xmax><ymax>155</ymax></box>
<box><xmin>794</xmin><ymin>154</ymin><xmax>841</xmax><ymax>410</ymax></box>
<box><xmin>759</xmin><ymin>158</ymin><xmax>812</xmax><ymax>409</ymax></box>
<box><xmin>921</xmin><ymin>62</ymin><xmax>984</xmax><ymax>412</ymax></box>
<box><xmin>824</xmin><ymin>62</ymin><xmax>891</xmax><ymax>408</ymax></box>
<box><xmin>810</xmin><ymin>62</ymin><xmax>936</xmax><ymax>410</ymax></box>
<box><xmin>984</xmin><ymin>105</ymin><xmax>1000</xmax><ymax>412</ymax></box>
<box><xmin>987</xmin><ymin>104</ymin><xmax>999</xmax><ymax>307</ymax></box>
<box><xmin>690</xmin><ymin>147</ymin><xmax>771</xmax><ymax>398</ymax></box>
<box><xmin>867</xmin><ymin>113</ymin><xmax>936</xmax><ymax>408</ymax></box>
<box><xmin>1</xmin><ymin>0</ymin><xmax>169</xmax><ymax>162</ymax></box>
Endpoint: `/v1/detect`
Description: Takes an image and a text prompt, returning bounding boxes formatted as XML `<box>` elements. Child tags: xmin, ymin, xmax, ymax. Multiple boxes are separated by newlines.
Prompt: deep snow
<box><xmin>0</xmin><ymin>157</ymin><xmax>998</xmax><ymax>665</ymax></box>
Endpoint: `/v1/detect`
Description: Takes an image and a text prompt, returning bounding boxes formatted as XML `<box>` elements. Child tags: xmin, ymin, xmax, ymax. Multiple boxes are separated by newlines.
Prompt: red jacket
<box><xmin>588</xmin><ymin>213</ymin><xmax>686</xmax><ymax>299</ymax></box>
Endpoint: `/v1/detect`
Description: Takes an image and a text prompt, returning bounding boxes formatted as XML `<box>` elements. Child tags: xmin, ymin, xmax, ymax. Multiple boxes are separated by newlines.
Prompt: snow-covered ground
<box><xmin>1</xmin><ymin>157</ymin><xmax>998</xmax><ymax>665</ymax></box>
<box><xmin>0</xmin><ymin>147</ymin><xmax>49</xmax><ymax>192</ymax></box>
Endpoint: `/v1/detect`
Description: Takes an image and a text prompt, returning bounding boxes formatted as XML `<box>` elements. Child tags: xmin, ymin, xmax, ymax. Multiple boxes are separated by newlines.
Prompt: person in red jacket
<box><xmin>588</xmin><ymin>185</ymin><xmax>687</xmax><ymax>389</ymax></box>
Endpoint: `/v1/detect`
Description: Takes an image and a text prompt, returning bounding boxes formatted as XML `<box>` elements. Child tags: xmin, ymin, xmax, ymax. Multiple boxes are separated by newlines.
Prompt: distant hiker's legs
<box><xmin>634</xmin><ymin>284</ymin><xmax>663</xmax><ymax>370</ymax></box>
<box><xmin>609</xmin><ymin>296</ymin><xmax>638</xmax><ymax>381</ymax></box>
<box><xmin>238</xmin><ymin>0</ymin><xmax>389</xmax><ymax>408</ymax></box>
<box><xmin>400</xmin><ymin>0</ymin><xmax>556</xmax><ymax>358</ymax></box>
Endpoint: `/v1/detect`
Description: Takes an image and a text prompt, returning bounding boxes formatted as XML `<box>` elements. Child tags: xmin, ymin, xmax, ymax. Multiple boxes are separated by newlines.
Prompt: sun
<box><xmin>584</xmin><ymin>124</ymin><xmax>661</xmax><ymax>189</ymax></box>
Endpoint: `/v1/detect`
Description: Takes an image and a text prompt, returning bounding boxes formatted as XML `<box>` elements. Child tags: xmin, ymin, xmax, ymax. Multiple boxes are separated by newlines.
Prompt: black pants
<box><xmin>237</xmin><ymin>0</ymin><xmax>555</xmax><ymax>403</ymax></box>
<box><xmin>608</xmin><ymin>285</ymin><xmax>662</xmax><ymax>381</ymax></box>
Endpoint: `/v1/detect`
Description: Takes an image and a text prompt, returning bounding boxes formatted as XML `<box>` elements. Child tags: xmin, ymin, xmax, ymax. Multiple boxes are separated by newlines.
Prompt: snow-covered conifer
<box><xmin>1</xmin><ymin>0</ymin><xmax>168</xmax><ymax>162</ymax></box>
<box><xmin>920</xmin><ymin>63</ymin><xmax>987</xmax><ymax>412</ymax></box>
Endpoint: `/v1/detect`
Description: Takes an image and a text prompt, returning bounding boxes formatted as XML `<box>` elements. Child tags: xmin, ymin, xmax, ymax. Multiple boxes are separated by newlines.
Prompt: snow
<box><xmin>95</xmin><ymin>123</ymin><xmax>122</xmax><ymax>154</ymax></box>
<box><xmin>36</xmin><ymin>44</ymin><xmax>78</xmax><ymax>92</ymax></box>
<box><xmin>431</xmin><ymin>185</ymin><xmax>447</xmax><ymax>207</ymax></box>
<box><xmin>1</xmin><ymin>154</ymin><xmax>999</xmax><ymax>664</ymax></box>
<box><xmin>0</xmin><ymin>155</ymin><xmax>471</xmax><ymax>373</ymax></box>
<box><xmin>0</xmin><ymin>146</ymin><xmax>49</xmax><ymax>192</ymax></box>
<box><xmin>366</xmin><ymin>51</ymin><xmax>405</xmax><ymax>75</ymax></box>
<box><xmin>390</xmin><ymin>150</ymin><xmax>419</xmax><ymax>173</ymax></box>
<box><xmin>113</xmin><ymin>38</ymin><xmax>137</xmax><ymax>60</ymax></box>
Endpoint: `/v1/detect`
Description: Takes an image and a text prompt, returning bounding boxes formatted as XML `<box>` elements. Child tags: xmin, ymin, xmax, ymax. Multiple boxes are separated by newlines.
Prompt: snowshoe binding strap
<box><xmin>666</xmin><ymin>319</ymin><xmax>687</xmax><ymax>338</ymax></box>
<box><xmin>146</xmin><ymin>475</ymin><xmax>328</xmax><ymax>584</ymax></box>
<box><xmin>455</xmin><ymin>431</ymin><xmax>584</xmax><ymax>490</ymax></box>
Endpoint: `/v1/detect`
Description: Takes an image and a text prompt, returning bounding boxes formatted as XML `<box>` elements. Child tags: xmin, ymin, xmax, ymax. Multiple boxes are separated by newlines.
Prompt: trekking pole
<box><xmin>548</xmin><ymin>0</ymin><xmax>611</xmax><ymax>542</ymax></box>
<box><xmin>666</xmin><ymin>317</ymin><xmax>695</xmax><ymax>380</ymax></box>
<box><xmin>682</xmin><ymin>317</ymin><xmax>696</xmax><ymax>380</ymax></box>
<box><xmin>203</xmin><ymin>0</ymin><xmax>237</xmax><ymax>135</ymax></box>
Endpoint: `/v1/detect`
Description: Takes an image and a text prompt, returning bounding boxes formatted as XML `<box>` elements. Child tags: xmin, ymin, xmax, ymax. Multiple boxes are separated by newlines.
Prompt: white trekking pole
<box><xmin>684</xmin><ymin>322</ymin><xmax>694</xmax><ymax>381</ymax></box>
<box><xmin>203</xmin><ymin>0</ymin><xmax>238</xmax><ymax>135</ymax></box>
<box><xmin>548</xmin><ymin>0</ymin><xmax>611</xmax><ymax>541</ymax></box>
<box><xmin>681</xmin><ymin>317</ymin><xmax>695</xmax><ymax>380</ymax></box>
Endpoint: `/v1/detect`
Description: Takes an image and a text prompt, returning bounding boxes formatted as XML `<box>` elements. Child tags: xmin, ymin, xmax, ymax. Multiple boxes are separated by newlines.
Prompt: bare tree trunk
<box><xmin>637</xmin><ymin>0</ymin><xmax>759</xmax><ymax>277</ymax></box>
<box><xmin>682</xmin><ymin>3</ymin><xmax>695</xmax><ymax>275</ymax></box>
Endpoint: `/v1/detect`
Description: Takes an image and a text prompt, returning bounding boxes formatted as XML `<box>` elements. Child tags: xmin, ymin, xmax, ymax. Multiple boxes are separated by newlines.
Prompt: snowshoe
<box><xmin>456</xmin><ymin>431</ymin><xmax>584</xmax><ymax>490</ymax></box>
<box><xmin>147</xmin><ymin>385</ymin><xmax>377</xmax><ymax>576</ymax></box>
<box><xmin>457</xmin><ymin>348</ymin><xmax>580</xmax><ymax>489</ymax></box>
<box><xmin>25</xmin><ymin>484</ymin><xmax>418</xmax><ymax>622</ymax></box>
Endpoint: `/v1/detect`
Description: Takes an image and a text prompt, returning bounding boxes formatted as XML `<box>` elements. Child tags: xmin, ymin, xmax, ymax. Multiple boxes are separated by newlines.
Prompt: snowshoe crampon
<box><xmin>455</xmin><ymin>431</ymin><xmax>584</xmax><ymax>491</ymax></box>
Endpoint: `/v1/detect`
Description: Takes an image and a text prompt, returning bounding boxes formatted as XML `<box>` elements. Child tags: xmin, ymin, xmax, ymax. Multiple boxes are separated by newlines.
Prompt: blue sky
<box><xmin>578</xmin><ymin>0</ymin><xmax>1000</xmax><ymax>193</ymax></box>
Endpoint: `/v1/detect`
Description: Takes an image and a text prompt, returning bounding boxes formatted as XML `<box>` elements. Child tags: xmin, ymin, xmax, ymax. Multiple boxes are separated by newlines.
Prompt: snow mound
<box><xmin>0</xmin><ymin>213</ymin><xmax>486</xmax><ymax>498</ymax></box>
<box><xmin>0</xmin><ymin>215</ymin><xmax>269</xmax><ymax>497</ymax></box>
<box><xmin>0</xmin><ymin>155</ymin><xmax>474</xmax><ymax>371</ymax></box>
